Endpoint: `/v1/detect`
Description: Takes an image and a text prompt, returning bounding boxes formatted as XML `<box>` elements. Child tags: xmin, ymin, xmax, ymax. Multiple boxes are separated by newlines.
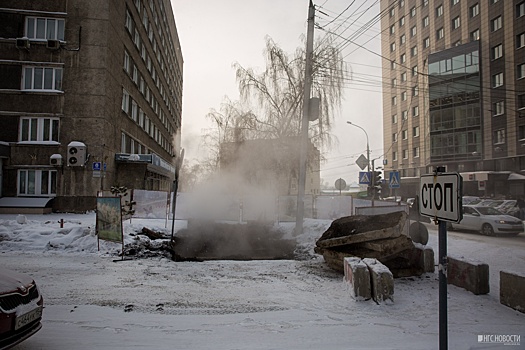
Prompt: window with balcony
<box><xmin>19</xmin><ymin>117</ymin><xmax>59</xmax><ymax>142</ymax></box>
<box><xmin>22</xmin><ymin>66</ymin><xmax>63</xmax><ymax>91</ymax></box>
<box><xmin>26</xmin><ymin>17</ymin><xmax>65</xmax><ymax>40</ymax></box>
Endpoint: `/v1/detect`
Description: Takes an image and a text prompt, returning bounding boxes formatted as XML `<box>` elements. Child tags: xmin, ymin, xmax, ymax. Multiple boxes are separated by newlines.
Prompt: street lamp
<box><xmin>346</xmin><ymin>121</ymin><xmax>370</xmax><ymax>174</ymax></box>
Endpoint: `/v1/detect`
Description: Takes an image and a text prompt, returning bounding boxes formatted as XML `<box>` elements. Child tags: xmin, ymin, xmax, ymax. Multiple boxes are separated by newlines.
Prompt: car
<box><xmin>0</xmin><ymin>268</ymin><xmax>43</xmax><ymax>350</ymax></box>
<box><xmin>489</xmin><ymin>200</ymin><xmax>520</xmax><ymax>218</ymax></box>
<box><xmin>448</xmin><ymin>205</ymin><xmax>524</xmax><ymax>236</ymax></box>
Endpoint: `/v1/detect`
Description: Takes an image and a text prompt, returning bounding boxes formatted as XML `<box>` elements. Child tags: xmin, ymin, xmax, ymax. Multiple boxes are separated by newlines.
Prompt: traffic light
<box><xmin>373</xmin><ymin>171</ymin><xmax>382</xmax><ymax>199</ymax></box>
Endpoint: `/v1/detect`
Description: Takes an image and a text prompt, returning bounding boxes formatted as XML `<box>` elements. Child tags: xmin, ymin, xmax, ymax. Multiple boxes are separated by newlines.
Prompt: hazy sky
<box><xmin>171</xmin><ymin>0</ymin><xmax>383</xmax><ymax>187</ymax></box>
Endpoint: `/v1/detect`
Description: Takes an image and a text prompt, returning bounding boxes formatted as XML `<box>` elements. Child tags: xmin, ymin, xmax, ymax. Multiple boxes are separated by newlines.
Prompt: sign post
<box><xmin>419</xmin><ymin>168</ymin><xmax>463</xmax><ymax>350</ymax></box>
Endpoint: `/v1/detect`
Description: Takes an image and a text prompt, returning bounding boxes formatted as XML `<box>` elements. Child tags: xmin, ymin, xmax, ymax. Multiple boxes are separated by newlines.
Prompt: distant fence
<box><xmin>129</xmin><ymin>190</ymin><xmax>406</xmax><ymax>221</ymax></box>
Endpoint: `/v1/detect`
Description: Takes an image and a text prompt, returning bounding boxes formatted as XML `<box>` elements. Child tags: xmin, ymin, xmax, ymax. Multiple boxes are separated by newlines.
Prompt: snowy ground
<box><xmin>0</xmin><ymin>212</ymin><xmax>524</xmax><ymax>350</ymax></box>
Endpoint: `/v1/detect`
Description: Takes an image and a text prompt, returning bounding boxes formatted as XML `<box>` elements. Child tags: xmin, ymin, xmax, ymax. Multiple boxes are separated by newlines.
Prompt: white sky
<box><xmin>171</xmin><ymin>0</ymin><xmax>384</xmax><ymax>187</ymax></box>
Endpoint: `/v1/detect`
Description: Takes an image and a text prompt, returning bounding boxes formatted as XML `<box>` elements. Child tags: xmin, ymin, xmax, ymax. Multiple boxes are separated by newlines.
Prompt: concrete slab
<box><xmin>363</xmin><ymin>258</ymin><xmax>394</xmax><ymax>303</ymax></box>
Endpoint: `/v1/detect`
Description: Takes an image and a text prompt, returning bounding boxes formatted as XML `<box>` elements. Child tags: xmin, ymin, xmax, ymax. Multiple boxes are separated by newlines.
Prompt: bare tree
<box><xmin>232</xmin><ymin>35</ymin><xmax>347</xmax><ymax>151</ymax></box>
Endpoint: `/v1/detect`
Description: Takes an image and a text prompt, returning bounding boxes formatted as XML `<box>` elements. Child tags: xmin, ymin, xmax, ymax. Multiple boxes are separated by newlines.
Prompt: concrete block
<box><xmin>447</xmin><ymin>256</ymin><xmax>489</xmax><ymax>295</ymax></box>
<box><xmin>500</xmin><ymin>271</ymin><xmax>525</xmax><ymax>313</ymax></box>
<box><xmin>422</xmin><ymin>246</ymin><xmax>435</xmax><ymax>273</ymax></box>
<box><xmin>344</xmin><ymin>257</ymin><xmax>371</xmax><ymax>301</ymax></box>
<box><xmin>363</xmin><ymin>258</ymin><xmax>394</xmax><ymax>303</ymax></box>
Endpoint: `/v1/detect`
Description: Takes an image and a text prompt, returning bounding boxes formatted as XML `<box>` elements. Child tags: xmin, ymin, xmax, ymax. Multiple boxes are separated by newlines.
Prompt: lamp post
<box><xmin>346</xmin><ymin>121</ymin><xmax>370</xmax><ymax>174</ymax></box>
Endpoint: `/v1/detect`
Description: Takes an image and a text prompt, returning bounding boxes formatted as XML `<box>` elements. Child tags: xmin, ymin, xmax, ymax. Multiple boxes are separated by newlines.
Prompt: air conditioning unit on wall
<box><xmin>46</xmin><ymin>39</ymin><xmax>60</xmax><ymax>50</ymax></box>
<box><xmin>67</xmin><ymin>142</ymin><xmax>87</xmax><ymax>166</ymax></box>
<box><xmin>50</xmin><ymin>154</ymin><xmax>63</xmax><ymax>166</ymax></box>
<box><xmin>16</xmin><ymin>38</ymin><xmax>30</xmax><ymax>49</ymax></box>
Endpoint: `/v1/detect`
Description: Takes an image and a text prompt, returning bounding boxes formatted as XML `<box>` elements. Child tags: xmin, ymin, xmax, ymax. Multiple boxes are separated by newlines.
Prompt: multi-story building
<box><xmin>0</xmin><ymin>0</ymin><xmax>183</xmax><ymax>212</ymax></box>
<box><xmin>380</xmin><ymin>0</ymin><xmax>525</xmax><ymax>198</ymax></box>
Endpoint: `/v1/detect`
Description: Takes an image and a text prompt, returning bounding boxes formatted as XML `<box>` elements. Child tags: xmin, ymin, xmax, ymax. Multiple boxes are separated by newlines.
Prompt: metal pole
<box><xmin>438</xmin><ymin>219</ymin><xmax>448</xmax><ymax>350</ymax></box>
<box><xmin>346</xmin><ymin>121</ymin><xmax>371</xmax><ymax>201</ymax></box>
<box><xmin>170</xmin><ymin>149</ymin><xmax>184</xmax><ymax>242</ymax></box>
<box><xmin>294</xmin><ymin>0</ymin><xmax>315</xmax><ymax>236</ymax></box>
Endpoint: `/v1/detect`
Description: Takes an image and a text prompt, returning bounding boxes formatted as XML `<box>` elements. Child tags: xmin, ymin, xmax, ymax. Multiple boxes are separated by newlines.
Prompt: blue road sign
<box><xmin>359</xmin><ymin>171</ymin><xmax>371</xmax><ymax>185</ymax></box>
<box><xmin>92</xmin><ymin>162</ymin><xmax>101</xmax><ymax>171</ymax></box>
<box><xmin>389</xmin><ymin>171</ymin><xmax>400</xmax><ymax>188</ymax></box>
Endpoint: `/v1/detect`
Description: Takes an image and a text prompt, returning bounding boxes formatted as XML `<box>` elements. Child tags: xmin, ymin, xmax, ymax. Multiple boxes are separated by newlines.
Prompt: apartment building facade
<box><xmin>380</xmin><ymin>0</ymin><xmax>525</xmax><ymax>198</ymax></box>
<box><xmin>0</xmin><ymin>0</ymin><xmax>183</xmax><ymax>212</ymax></box>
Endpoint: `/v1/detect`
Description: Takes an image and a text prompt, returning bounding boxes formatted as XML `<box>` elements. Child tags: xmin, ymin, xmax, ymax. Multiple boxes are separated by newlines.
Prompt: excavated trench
<box><xmin>169</xmin><ymin>220</ymin><xmax>296</xmax><ymax>261</ymax></box>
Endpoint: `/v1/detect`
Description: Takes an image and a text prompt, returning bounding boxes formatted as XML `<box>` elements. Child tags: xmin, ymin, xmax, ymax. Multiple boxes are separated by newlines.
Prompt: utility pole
<box><xmin>295</xmin><ymin>0</ymin><xmax>315</xmax><ymax>236</ymax></box>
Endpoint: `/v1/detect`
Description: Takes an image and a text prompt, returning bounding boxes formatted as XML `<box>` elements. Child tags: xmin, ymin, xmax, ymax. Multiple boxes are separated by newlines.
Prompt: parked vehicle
<box><xmin>0</xmin><ymin>268</ymin><xmax>43</xmax><ymax>350</ymax></box>
<box><xmin>448</xmin><ymin>205</ymin><xmax>524</xmax><ymax>236</ymax></box>
<box><xmin>462</xmin><ymin>196</ymin><xmax>480</xmax><ymax>205</ymax></box>
<box><xmin>488</xmin><ymin>200</ymin><xmax>520</xmax><ymax>218</ymax></box>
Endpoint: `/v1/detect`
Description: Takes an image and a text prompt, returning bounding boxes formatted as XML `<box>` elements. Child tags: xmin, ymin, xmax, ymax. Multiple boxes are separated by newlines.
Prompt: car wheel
<box><xmin>481</xmin><ymin>223</ymin><xmax>494</xmax><ymax>236</ymax></box>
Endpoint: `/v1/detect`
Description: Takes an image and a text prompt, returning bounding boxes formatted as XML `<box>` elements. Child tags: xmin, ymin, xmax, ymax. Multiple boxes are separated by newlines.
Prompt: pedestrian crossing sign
<box><xmin>359</xmin><ymin>171</ymin><xmax>371</xmax><ymax>185</ymax></box>
<box><xmin>389</xmin><ymin>171</ymin><xmax>400</xmax><ymax>188</ymax></box>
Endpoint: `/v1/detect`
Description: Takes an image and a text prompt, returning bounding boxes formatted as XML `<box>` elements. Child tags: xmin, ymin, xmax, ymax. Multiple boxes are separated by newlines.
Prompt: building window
<box><xmin>413</xmin><ymin>147</ymin><xmax>420</xmax><ymax>158</ymax></box>
<box><xmin>391</xmin><ymin>60</ymin><xmax>397</xmax><ymax>69</ymax></box>
<box><xmin>423</xmin><ymin>16</ymin><xmax>429</xmax><ymax>28</ymax></box>
<box><xmin>392</xmin><ymin>78</ymin><xmax>397</xmax><ymax>87</ymax></box>
<box><xmin>392</xmin><ymin>114</ymin><xmax>398</xmax><ymax>124</ymax></box>
<box><xmin>413</xmin><ymin>126</ymin><xmax>420</xmax><ymax>138</ymax></box>
<box><xmin>491</xmin><ymin>16</ymin><xmax>502</xmax><ymax>32</ymax></box>
<box><xmin>131</xmin><ymin>100</ymin><xmax>138</xmax><ymax>122</ymax></box>
<box><xmin>411</xmin><ymin>46</ymin><xmax>418</xmax><ymax>57</ymax></box>
<box><xmin>470</xmin><ymin>3</ymin><xmax>479</xmax><ymax>17</ymax></box>
<box><xmin>424</xmin><ymin>37</ymin><xmax>430</xmax><ymax>48</ymax></box>
<box><xmin>400</xmin><ymin>0</ymin><xmax>405</xmax><ymax>7</ymax></box>
<box><xmin>402</xmin><ymin>129</ymin><xmax>408</xmax><ymax>140</ymax></box>
<box><xmin>492</xmin><ymin>72</ymin><xmax>504</xmax><ymax>88</ymax></box>
<box><xmin>401</xmin><ymin>72</ymin><xmax>407</xmax><ymax>81</ymax></box>
<box><xmin>518</xmin><ymin>2</ymin><xmax>525</xmax><ymax>18</ymax></box>
<box><xmin>423</xmin><ymin>0</ymin><xmax>428</xmax><ymax>6</ymax></box>
<box><xmin>411</xmin><ymin>7</ymin><xmax>416</xmax><ymax>17</ymax></box>
<box><xmin>518</xmin><ymin>33</ymin><xmax>525</xmax><ymax>49</ymax></box>
<box><xmin>412</xmin><ymin>65</ymin><xmax>418</xmax><ymax>76</ymax></box>
<box><xmin>494</xmin><ymin>129</ymin><xmax>505</xmax><ymax>144</ymax></box>
<box><xmin>19</xmin><ymin>117</ymin><xmax>59</xmax><ymax>142</ymax></box>
<box><xmin>393</xmin><ymin>133</ymin><xmax>398</xmax><ymax>142</ymax></box>
<box><xmin>393</xmin><ymin>151</ymin><xmax>398</xmax><ymax>161</ymax></box>
<box><xmin>452</xmin><ymin>0</ymin><xmax>460</xmax><ymax>5</ymax></box>
<box><xmin>390</xmin><ymin>7</ymin><xmax>395</xmax><ymax>17</ymax></box>
<box><xmin>403</xmin><ymin>149</ymin><xmax>408</xmax><ymax>159</ymax></box>
<box><xmin>492</xmin><ymin>44</ymin><xmax>503</xmax><ymax>60</ymax></box>
<box><xmin>402</xmin><ymin>91</ymin><xmax>407</xmax><ymax>101</ymax></box>
<box><xmin>392</xmin><ymin>96</ymin><xmax>397</xmax><ymax>105</ymax></box>
<box><xmin>436</xmin><ymin>5</ymin><xmax>443</xmax><ymax>17</ymax></box>
<box><xmin>391</xmin><ymin>42</ymin><xmax>396</xmax><ymax>52</ymax></box>
<box><xmin>18</xmin><ymin>170</ymin><xmax>57</xmax><ymax>196</ymax></box>
<box><xmin>518</xmin><ymin>63</ymin><xmax>525</xmax><ymax>79</ymax></box>
<box><xmin>390</xmin><ymin>25</ymin><xmax>395</xmax><ymax>35</ymax></box>
<box><xmin>413</xmin><ymin>106</ymin><xmax>419</xmax><ymax>117</ymax></box>
<box><xmin>123</xmin><ymin>51</ymin><xmax>130</xmax><ymax>73</ymax></box>
<box><xmin>493</xmin><ymin>101</ymin><xmax>504</xmax><ymax>116</ymax></box>
<box><xmin>519</xmin><ymin>125</ymin><xmax>525</xmax><ymax>140</ymax></box>
<box><xmin>401</xmin><ymin>53</ymin><xmax>406</xmax><ymax>64</ymax></box>
<box><xmin>125</xmin><ymin>10</ymin><xmax>133</xmax><ymax>33</ymax></box>
<box><xmin>399</xmin><ymin>16</ymin><xmax>405</xmax><ymax>27</ymax></box>
<box><xmin>437</xmin><ymin>28</ymin><xmax>444</xmax><ymax>40</ymax></box>
<box><xmin>471</xmin><ymin>29</ymin><xmax>480</xmax><ymax>41</ymax></box>
<box><xmin>402</xmin><ymin>110</ymin><xmax>408</xmax><ymax>119</ymax></box>
<box><xmin>400</xmin><ymin>34</ymin><xmax>406</xmax><ymax>45</ymax></box>
<box><xmin>452</xmin><ymin>16</ymin><xmax>460</xmax><ymax>30</ymax></box>
<box><xmin>22</xmin><ymin>66</ymin><xmax>63</xmax><ymax>91</ymax></box>
<box><xmin>122</xmin><ymin>88</ymin><xmax>130</xmax><ymax>113</ymax></box>
<box><xmin>26</xmin><ymin>17</ymin><xmax>65</xmax><ymax>41</ymax></box>
<box><xmin>412</xmin><ymin>86</ymin><xmax>419</xmax><ymax>96</ymax></box>
<box><xmin>519</xmin><ymin>94</ymin><xmax>525</xmax><ymax>109</ymax></box>
<box><xmin>411</xmin><ymin>26</ymin><xmax>417</xmax><ymax>37</ymax></box>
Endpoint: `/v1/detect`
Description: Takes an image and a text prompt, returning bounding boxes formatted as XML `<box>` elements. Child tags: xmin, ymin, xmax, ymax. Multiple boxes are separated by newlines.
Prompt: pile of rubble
<box><xmin>315</xmin><ymin>211</ymin><xmax>434</xmax><ymax>278</ymax></box>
